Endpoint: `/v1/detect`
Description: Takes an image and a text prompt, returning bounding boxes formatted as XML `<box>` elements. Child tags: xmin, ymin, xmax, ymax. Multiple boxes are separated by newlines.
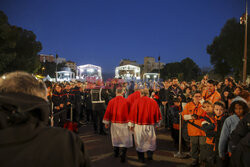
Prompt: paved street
<box><xmin>79</xmin><ymin>125</ymin><xmax>192</xmax><ymax>167</ymax></box>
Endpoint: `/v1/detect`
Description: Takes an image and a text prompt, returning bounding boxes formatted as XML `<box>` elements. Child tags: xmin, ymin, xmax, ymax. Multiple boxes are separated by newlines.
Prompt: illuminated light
<box><xmin>77</xmin><ymin>64</ymin><xmax>102</xmax><ymax>81</ymax></box>
<box><xmin>146</xmin><ymin>75</ymin><xmax>150</xmax><ymax>78</ymax></box>
<box><xmin>154</xmin><ymin>75</ymin><xmax>157</xmax><ymax>78</ymax></box>
<box><xmin>115</xmin><ymin>64</ymin><xmax>140</xmax><ymax>80</ymax></box>
<box><xmin>87</xmin><ymin>68</ymin><xmax>94</xmax><ymax>73</ymax></box>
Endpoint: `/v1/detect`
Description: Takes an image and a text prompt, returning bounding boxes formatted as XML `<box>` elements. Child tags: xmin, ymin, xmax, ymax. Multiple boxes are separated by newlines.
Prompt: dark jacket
<box><xmin>71</xmin><ymin>86</ymin><xmax>82</xmax><ymax>103</ymax></box>
<box><xmin>152</xmin><ymin>91</ymin><xmax>161</xmax><ymax>107</ymax></box>
<box><xmin>84</xmin><ymin>89</ymin><xmax>92</xmax><ymax>110</ymax></box>
<box><xmin>159</xmin><ymin>88</ymin><xmax>168</xmax><ymax>102</ymax></box>
<box><xmin>63</xmin><ymin>89</ymin><xmax>75</xmax><ymax>107</ymax></box>
<box><xmin>0</xmin><ymin>93</ymin><xmax>90</xmax><ymax>167</ymax></box>
<box><xmin>221</xmin><ymin>85</ymin><xmax>235</xmax><ymax>94</ymax></box>
<box><xmin>169</xmin><ymin>105</ymin><xmax>182</xmax><ymax>127</ymax></box>
<box><xmin>167</xmin><ymin>86</ymin><xmax>185</xmax><ymax>106</ymax></box>
<box><xmin>230</xmin><ymin>113</ymin><xmax>250</xmax><ymax>167</ymax></box>
<box><xmin>201</xmin><ymin>113</ymin><xmax>216</xmax><ymax>137</ymax></box>
<box><xmin>91</xmin><ymin>87</ymin><xmax>107</xmax><ymax>112</ymax></box>
<box><xmin>214</xmin><ymin>114</ymin><xmax>228</xmax><ymax>153</ymax></box>
<box><xmin>52</xmin><ymin>91</ymin><xmax>65</xmax><ymax>109</ymax></box>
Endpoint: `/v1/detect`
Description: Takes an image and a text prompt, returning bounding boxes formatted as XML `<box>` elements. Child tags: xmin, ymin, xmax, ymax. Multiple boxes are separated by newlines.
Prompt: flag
<box><xmin>158</xmin><ymin>56</ymin><xmax>160</xmax><ymax>61</ymax></box>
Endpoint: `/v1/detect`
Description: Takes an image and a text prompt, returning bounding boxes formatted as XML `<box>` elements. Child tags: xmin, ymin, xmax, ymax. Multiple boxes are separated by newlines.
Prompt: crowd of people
<box><xmin>0</xmin><ymin>71</ymin><xmax>249</xmax><ymax>167</ymax></box>
<box><xmin>43</xmin><ymin>75</ymin><xmax>249</xmax><ymax>166</ymax></box>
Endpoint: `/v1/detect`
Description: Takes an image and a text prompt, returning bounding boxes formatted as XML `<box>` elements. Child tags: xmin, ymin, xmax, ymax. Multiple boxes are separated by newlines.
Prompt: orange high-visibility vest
<box><xmin>182</xmin><ymin>102</ymin><xmax>205</xmax><ymax>136</ymax></box>
<box><xmin>203</xmin><ymin>90</ymin><xmax>221</xmax><ymax>104</ymax></box>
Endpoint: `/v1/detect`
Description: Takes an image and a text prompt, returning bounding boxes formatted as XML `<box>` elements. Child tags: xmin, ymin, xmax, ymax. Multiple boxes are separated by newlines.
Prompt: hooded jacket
<box><xmin>0</xmin><ymin>93</ymin><xmax>90</xmax><ymax>167</ymax></box>
<box><xmin>230</xmin><ymin>113</ymin><xmax>250</xmax><ymax>167</ymax></box>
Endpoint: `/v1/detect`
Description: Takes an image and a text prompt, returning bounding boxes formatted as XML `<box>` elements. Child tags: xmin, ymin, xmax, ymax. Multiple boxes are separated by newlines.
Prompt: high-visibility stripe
<box><xmin>92</xmin><ymin>101</ymin><xmax>105</xmax><ymax>103</ymax></box>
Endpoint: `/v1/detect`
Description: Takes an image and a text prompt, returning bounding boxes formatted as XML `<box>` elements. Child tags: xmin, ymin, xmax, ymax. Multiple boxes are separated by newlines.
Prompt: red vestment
<box><xmin>103</xmin><ymin>96</ymin><xmax>133</xmax><ymax>148</ymax></box>
<box><xmin>103</xmin><ymin>96</ymin><xmax>129</xmax><ymax>124</ymax></box>
<box><xmin>128</xmin><ymin>96</ymin><xmax>162</xmax><ymax>125</ymax></box>
<box><xmin>127</xmin><ymin>91</ymin><xmax>141</xmax><ymax>111</ymax></box>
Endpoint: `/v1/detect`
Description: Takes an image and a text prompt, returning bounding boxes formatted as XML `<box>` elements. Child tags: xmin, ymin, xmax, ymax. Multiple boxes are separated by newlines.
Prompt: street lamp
<box><xmin>42</xmin><ymin>67</ymin><xmax>45</xmax><ymax>76</ymax></box>
<box><xmin>158</xmin><ymin>55</ymin><xmax>161</xmax><ymax>79</ymax></box>
<box><xmin>241</xmin><ymin>0</ymin><xmax>248</xmax><ymax>84</ymax></box>
<box><xmin>55</xmin><ymin>54</ymin><xmax>58</xmax><ymax>82</ymax></box>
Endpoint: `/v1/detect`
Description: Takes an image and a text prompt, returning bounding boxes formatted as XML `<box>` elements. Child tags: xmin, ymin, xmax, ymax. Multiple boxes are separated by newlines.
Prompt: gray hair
<box><xmin>140</xmin><ymin>89</ymin><xmax>149</xmax><ymax>97</ymax></box>
<box><xmin>0</xmin><ymin>71</ymin><xmax>47</xmax><ymax>100</ymax></box>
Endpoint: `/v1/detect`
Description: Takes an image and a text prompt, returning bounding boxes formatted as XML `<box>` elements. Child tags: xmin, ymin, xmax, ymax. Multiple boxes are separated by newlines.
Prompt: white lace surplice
<box><xmin>133</xmin><ymin>124</ymin><xmax>156</xmax><ymax>152</ymax></box>
<box><xmin>110</xmin><ymin>123</ymin><xmax>133</xmax><ymax>148</ymax></box>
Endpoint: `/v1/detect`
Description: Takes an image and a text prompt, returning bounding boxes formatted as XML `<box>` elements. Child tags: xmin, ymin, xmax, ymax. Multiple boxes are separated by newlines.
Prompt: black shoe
<box><xmin>120</xmin><ymin>156</ymin><xmax>126</xmax><ymax>163</ymax></box>
<box><xmin>139</xmin><ymin>158</ymin><xmax>145</xmax><ymax>163</ymax></box>
<box><xmin>114</xmin><ymin>153</ymin><xmax>119</xmax><ymax>158</ymax></box>
<box><xmin>114</xmin><ymin>147</ymin><xmax>119</xmax><ymax>158</ymax></box>
<box><xmin>147</xmin><ymin>151</ymin><xmax>153</xmax><ymax>161</ymax></box>
<box><xmin>99</xmin><ymin>131</ymin><xmax>107</xmax><ymax>135</ymax></box>
<box><xmin>137</xmin><ymin>152</ymin><xmax>145</xmax><ymax>163</ymax></box>
<box><xmin>190</xmin><ymin>159</ymin><xmax>199</xmax><ymax>166</ymax></box>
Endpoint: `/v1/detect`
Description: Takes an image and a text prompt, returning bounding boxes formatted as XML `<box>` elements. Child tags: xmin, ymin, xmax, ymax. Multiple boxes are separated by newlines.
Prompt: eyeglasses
<box><xmin>194</xmin><ymin>96</ymin><xmax>201</xmax><ymax>98</ymax></box>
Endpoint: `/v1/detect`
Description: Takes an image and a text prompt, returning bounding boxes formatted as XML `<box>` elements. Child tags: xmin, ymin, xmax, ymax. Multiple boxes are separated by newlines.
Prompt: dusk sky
<box><xmin>0</xmin><ymin>0</ymin><xmax>246</xmax><ymax>73</ymax></box>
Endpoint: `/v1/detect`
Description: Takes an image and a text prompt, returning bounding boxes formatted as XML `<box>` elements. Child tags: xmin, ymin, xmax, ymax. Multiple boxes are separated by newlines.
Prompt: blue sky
<box><xmin>0</xmin><ymin>0</ymin><xmax>246</xmax><ymax>73</ymax></box>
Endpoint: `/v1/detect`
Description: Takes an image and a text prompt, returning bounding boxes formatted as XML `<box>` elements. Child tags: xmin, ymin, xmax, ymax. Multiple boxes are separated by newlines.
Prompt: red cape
<box><xmin>128</xmin><ymin>96</ymin><xmax>162</xmax><ymax>125</ymax></box>
<box><xmin>103</xmin><ymin>96</ymin><xmax>129</xmax><ymax>123</ymax></box>
<box><xmin>127</xmin><ymin>91</ymin><xmax>141</xmax><ymax>112</ymax></box>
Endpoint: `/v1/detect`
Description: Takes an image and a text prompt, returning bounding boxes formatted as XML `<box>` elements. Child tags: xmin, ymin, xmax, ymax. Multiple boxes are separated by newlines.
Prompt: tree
<box><xmin>180</xmin><ymin>57</ymin><xmax>201</xmax><ymax>81</ymax></box>
<box><xmin>163</xmin><ymin>62</ymin><xmax>183</xmax><ymax>80</ymax></box>
<box><xmin>156</xmin><ymin>57</ymin><xmax>201</xmax><ymax>81</ymax></box>
<box><xmin>0</xmin><ymin>11</ymin><xmax>42</xmax><ymax>74</ymax></box>
<box><xmin>207</xmin><ymin>18</ymin><xmax>250</xmax><ymax>80</ymax></box>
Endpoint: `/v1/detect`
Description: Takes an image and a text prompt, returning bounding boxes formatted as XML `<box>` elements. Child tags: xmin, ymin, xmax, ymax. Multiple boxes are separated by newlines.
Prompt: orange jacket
<box><xmin>202</xmin><ymin>90</ymin><xmax>221</xmax><ymax>104</ymax></box>
<box><xmin>182</xmin><ymin>101</ymin><xmax>205</xmax><ymax>136</ymax></box>
<box><xmin>201</xmin><ymin>112</ymin><xmax>217</xmax><ymax>146</ymax></box>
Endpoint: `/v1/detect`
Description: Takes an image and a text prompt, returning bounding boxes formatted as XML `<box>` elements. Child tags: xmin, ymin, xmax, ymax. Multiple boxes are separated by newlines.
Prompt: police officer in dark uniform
<box><xmin>91</xmin><ymin>85</ymin><xmax>107</xmax><ymax>135</ymax></box>
<box><xmin>63</xmin><ymin>82</ymin><xmax>75</xmax><ymax>120</ymax></box>
<box><xmin>52</xmin><ymin>83</ymin><xmax>66</xmax><ymax>127</ymax></box>
<box><xmin>84</xmin><ymin>88</ymin><xmax>93</xmax><ymax>123</ymax></box>
<box><xmin>71</xmin><ymin>81</ymin><xmax>82</xmax><ymax>123</ymax></box>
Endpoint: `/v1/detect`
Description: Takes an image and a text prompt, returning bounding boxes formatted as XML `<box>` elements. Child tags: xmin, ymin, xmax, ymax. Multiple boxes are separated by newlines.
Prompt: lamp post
<box><xmin>241</xmin><ymin>0</ymin><xmax>248</xmax><ymax>84</ymax></box>
<box><xmin>55</xmin><ymin>54</ymin><xmax>58</xmax><ymax>82</ymax></box>
<box><xmin>158</xmin><ymin>55</ymin><xmax>161</xmax><ymax>79</ymax></box>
